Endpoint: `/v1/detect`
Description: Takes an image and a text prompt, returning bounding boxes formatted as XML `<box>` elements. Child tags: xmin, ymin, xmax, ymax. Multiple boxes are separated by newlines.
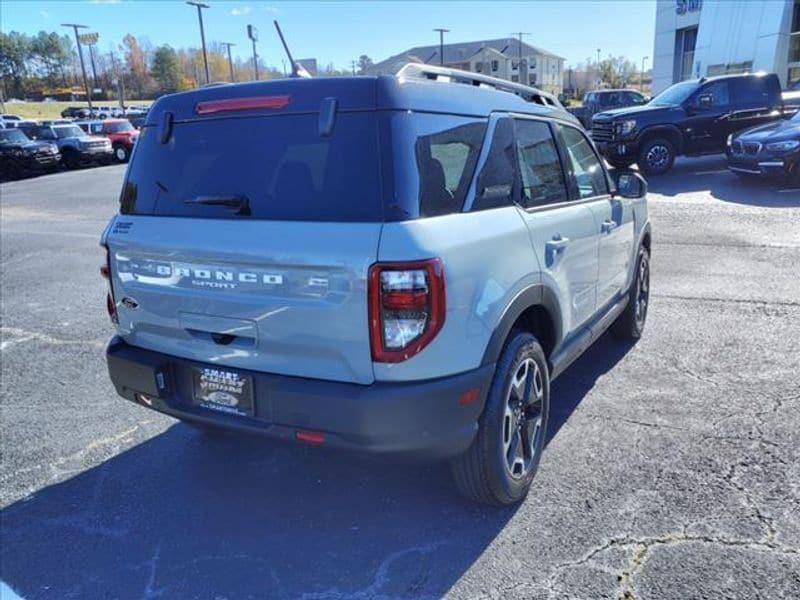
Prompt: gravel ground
<box><xmin>1</xmin><ymin>156</ymin><xmax>799</xmax><ymax>599</ymax></box>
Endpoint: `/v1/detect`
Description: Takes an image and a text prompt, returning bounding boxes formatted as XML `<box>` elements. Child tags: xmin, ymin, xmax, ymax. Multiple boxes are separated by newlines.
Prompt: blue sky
<box><xmin>4</xmin><ymin>0</ymin><xmax>656</xmax><ymax>70</ymax></box>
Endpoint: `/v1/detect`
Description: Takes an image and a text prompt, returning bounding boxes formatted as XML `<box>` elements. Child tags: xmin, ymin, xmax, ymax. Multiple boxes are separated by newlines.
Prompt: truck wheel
<box><xmin>62</xmin><ymin>150</ymin><xmax>81</xmax><ymax>170</ymax></box>
<box><xmin>612</xmin><ymin>245</ymin><xmax>650</xmax><ymax>340</ymax></box>
<box><xmin>113</xmin><ymin>144</ymin><xmax>129</xmax><ymax>163</ymax></box>
<box><xmin>638</xmin><ymin>138</ymin><xmax>675</xmax><ymax>175</ymax></box>
<box><xmin>451</xmin><ymin>331</ymin><xmax>550</xmax><ymax>505</ymax></box>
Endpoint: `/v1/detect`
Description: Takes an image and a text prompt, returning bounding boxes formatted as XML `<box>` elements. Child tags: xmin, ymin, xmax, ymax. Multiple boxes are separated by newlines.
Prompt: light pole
<box><xmin>221</xmin><ymin>42</ymin><xmax>236</xmax><ymax>82</ymax></box>
<box><xmin>62</xmin><ymin>23</ymin><xmax>92</xmax><ymax>110</ymax></box>
<box><xmin>641</xmin><ymin>56</ymin><xmax>649</xmax><ymax>92</ymax></box>
<box><xmin>186</xmin><ymin>1</ymin><xmax>210</xmax><ymax>84</ymax></box>
<box><xmin>596</xmin><ymin>48</ymin><xmax>601</xmax><ymax>64</ymax></box>
<box><xmin>247</xmin><ymin>25</ymin><xmax>259</xmax><ymax>80</ymax></box>
<box><xmin>433</xmin><ymin>28</ymin><xmax>449</xmax><ymax>66</ymax></box>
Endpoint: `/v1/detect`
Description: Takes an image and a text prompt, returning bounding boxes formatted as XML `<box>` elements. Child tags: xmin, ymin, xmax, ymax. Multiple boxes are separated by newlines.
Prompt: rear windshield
<box><xmin>121</xmin><ymin>112</ymin><xmax>382</xmax><ymax>221</ymax></box>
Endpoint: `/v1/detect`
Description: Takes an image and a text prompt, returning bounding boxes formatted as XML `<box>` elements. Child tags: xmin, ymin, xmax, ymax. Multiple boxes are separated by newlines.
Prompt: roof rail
<box><xmin>396</xmin><ymin>63</ymin><xmax>564</xmax><ymax>110</ymax></box>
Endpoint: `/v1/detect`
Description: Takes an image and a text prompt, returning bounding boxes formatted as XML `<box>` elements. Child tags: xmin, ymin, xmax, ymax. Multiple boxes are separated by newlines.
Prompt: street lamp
<box><xmin>186</xmin><ymin>1</ymin><xmax>210</xmax><ymax>85</ymax></box>
<box><xmin>62</xmin><ymin>23</ymin><xmax>93</xmax><ymax>110</ymax></box>
<box><xmin>247</xmin><ymin>25</ymin><xmax>259</xmax><ymax>80</ymax></box>
<box><xmin>221</xmin><ymin>42</ymin><xmax>236</xmax><ymax>82</ymax></box>
<box><xmin>433</xmin><ymin>28</ymin><xmax>449</xmax><ymax>66</ymax></box>
<box><xmin>641</xmin><ymin>56</ymin><xmax>649</xmax><ymax>92</ymax></box>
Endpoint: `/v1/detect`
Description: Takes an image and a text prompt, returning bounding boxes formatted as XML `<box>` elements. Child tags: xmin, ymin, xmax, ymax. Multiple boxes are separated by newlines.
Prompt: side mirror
<box><xmin>615</xmin><ymin>171</ymin><xmax>647</xmax><ymax>199</ymax></box>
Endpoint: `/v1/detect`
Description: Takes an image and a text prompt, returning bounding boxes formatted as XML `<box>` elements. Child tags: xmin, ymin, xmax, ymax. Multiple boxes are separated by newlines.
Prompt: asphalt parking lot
<box><xmin>1</xmin><ymin>158</ymin><xmax>799</xmax><ymax>599</ymax></box>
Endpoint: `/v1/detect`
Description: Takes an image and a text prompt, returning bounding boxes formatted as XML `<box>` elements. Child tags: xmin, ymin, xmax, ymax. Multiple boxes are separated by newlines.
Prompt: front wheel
<box><xmin>62</xmin><ymin>150</ymin><xmax>81</xmax><ymax>170</ymax></box>
<box><xmin>638</xmin><ymin>138</ymin><xmax>675</xmax><ymax>175</ymax></box>
<box><xmin>451</xmin><ymin>331</ymin><xmax>550</xmax><ymax>505</ymax></box>
<box><xmin>612</xmin><ymin>245</ymin><xmax>650</xmax><ymax>340</ymax></box>
<box><xmin>113</xmin><ymin>144</ymin><xmax>129</xmax><ymax>163</ymax></box>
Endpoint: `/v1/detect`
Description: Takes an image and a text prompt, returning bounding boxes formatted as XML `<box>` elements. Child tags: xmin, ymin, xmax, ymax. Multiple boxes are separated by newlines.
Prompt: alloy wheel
<box><xmin>635</xmin><ymin>254</ymin><xmax>650</xmax><ymax>328</ymax></box>
<box><xmin>502</xmin><ymin>358</ymin><xmax>544</xmax><ymax>479</ymax></box>
<box><xmin>646</xmin><ymin>144</ymin><xmax>670</xmax><ymax>171</ymax></box>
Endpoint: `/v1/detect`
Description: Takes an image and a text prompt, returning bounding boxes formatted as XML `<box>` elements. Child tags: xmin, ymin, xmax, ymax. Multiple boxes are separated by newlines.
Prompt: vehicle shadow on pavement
<box><xmin>645</xmin><ymin>155</ymin><xmax>800</xmax><ymax>206</ymax></box>
<box><xmin>547</xmin><ymin>335</ymin><xmax>634</xmax><ymax>446</ymax></box>
<box><xmin>1</xmin><ymin>337</ymin><xmax>632</xmax><ymax>599</ymax></box>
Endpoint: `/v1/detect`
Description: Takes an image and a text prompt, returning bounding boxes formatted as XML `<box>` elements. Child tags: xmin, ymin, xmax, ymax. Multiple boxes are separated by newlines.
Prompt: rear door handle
<box><xmin>601</xmin><ymin>219</ymin><xmax>618</xmax><ymax>233</ymax></box>
<box><xmin>546</xmin><ymin>236</ymin><xmax>570</xmax><ymax>252</ymax></box>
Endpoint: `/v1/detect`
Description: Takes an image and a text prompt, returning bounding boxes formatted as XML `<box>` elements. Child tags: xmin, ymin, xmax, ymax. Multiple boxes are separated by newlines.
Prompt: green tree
<box><xmin>151</xmin><ymin>45</ymin><xmax>181</xmax><ymax>93</ymax></box>
<box><xmin>0</xmin><ymin>32</ymin><xmax>32</xmax><ymax>97</ymax></box>
<box><xmin>357</xmin><ymin>54</ymin><xmax>373</xmax><ymax>75</ymax></box>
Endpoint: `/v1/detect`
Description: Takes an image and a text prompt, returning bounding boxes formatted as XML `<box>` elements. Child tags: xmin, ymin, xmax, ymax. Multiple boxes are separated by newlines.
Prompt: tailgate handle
<box><xmin>179</xmin><ymin>313</ymin><xmax>257</xmax><ymax>346</ymax></box>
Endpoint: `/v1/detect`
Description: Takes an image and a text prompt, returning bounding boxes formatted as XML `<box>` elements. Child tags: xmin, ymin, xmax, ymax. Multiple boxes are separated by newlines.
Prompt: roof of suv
<box><xmin>145</xmin><ymin>73</ymin><xmax>578</xmax><ymax>126</ymax></box>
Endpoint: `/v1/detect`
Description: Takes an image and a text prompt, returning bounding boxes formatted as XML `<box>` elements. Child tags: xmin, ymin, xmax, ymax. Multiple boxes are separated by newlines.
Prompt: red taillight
<box><xmin>195</xmin><ymin>95</ymin><xmax>291</xmax><ymax>115</ymax></box>
<box><xmin>368</xmin><ymin>258</ymin><xmax>445</xmax><ymax>363</ymax></box>
<box><xmin>101</xmin><ymin>244</ymin><xmax>118</xmax><ymax>324</ymax></box>
<box><xmin>296</xmin><ymin>430</ymin><xmax>325</xmax><ymax>445</ymax></box>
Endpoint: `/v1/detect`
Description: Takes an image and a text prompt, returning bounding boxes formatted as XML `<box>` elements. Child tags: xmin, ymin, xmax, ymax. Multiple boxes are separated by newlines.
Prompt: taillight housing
<box><xmin>368</xmin><ymin>259</ymin><xmax>445</xmax><ymax>363</ymax></box>
<box><xmin>101</xmin><ymin>244</ymin><xmax>118</xmax><ymax>324</ymax></box>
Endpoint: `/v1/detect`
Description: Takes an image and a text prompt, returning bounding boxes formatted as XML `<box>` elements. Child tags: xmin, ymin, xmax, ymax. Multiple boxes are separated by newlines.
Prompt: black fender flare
<box><xmin>480</xmin><ymin>284</ymin><xmax>563</xmax><ymax>367</ymax></box>
<box><xmin>636</xmin><ymin>125</ymin><xmax>685</xmax><ymax>154</ymax></box>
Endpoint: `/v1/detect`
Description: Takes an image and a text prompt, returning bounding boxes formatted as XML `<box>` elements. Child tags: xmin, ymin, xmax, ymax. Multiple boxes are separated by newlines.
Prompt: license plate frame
<box><xmin>191</xmin><ymin>366</ymin><xmax>254</xmax><ymax>417</ymax></box>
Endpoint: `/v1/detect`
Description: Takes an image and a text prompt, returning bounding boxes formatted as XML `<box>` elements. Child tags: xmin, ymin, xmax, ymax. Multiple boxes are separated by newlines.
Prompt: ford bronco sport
<box><xmin>103</xmin><ymin>64</ymin><xmax>651</xmax><ymax>505</ymax></box>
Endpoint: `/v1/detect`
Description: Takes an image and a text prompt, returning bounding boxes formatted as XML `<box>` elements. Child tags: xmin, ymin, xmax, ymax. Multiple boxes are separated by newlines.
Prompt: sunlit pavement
<box><xmin>1</xmin><ymin>160</ymin><xmax>798</xmax><ymax>599</ymax></box>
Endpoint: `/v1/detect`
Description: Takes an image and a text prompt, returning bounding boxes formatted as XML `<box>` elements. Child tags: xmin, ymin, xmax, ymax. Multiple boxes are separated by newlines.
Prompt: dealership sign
<box><xmin>676</xmin><ymin>0</ymin><xmax>701</xmax><ymax>15</ymax></box>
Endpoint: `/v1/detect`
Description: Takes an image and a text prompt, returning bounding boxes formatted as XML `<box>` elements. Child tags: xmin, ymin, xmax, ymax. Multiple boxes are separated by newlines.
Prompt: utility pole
<box><xmin>221</xmin><ymin>42</ymin><xmax>236</xmax><ymax>82</ymax></box>
<box><xmin>511</xmin><ymin>32</ymin><xmax>530</xmax><ymax>65</ymax></box>
<box><xmin>109</xmin><ymin>52</ymin><xmax>126</xmax><ymax>110</ymax></box>
<box><xmin>186</xmin><ymin>1</ymin><xmax>210</xmax><ymax>84</ymax></box>
<box><xmin>87</xmin><ymin>43</ymin><xmax>98</xmax><ymax>88</ymax></box>
<box><xmin>351</xmin><ymin>59</ymin><xmax>357</xmax><ymax>76</ymax></box>
<box><xmin>596</xmin><ymin>48</ymin><xmax>601</xmax><ymax>64</ymax></box>
<box><xmin>641</xmin><ymin>56</ymin><xmax>649</xmax><ymax>92</ymax></box>
<box><xmin>433</xmin><ymin>28</ymin><xmax>449</xmax><ymax>66</ymax></box>
<box><xmin>62</xmin><ymin>23</ymin><xmax>93</xmax><ymax>110</ymax></box>
<box><xmin>247</xmin><ymin>25</ymin><xmax>259</xmax><ymax>80</ymax></box>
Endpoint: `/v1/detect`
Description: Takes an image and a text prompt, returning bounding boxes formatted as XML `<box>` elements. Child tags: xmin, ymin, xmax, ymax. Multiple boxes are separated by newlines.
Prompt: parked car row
<box><xmin>587</xmin><ymin>72</ymin><xmax>800</xmax><ymax>183</ymax></box>
<box><xmin>0</xmin><ymin>107</ymin><xmax>148</xmax><ymax>180</ymax></box>
<box><xmin>61</xmin><ymin>104</ymin><xmax>150</xmax><ymax>120</ymax></box>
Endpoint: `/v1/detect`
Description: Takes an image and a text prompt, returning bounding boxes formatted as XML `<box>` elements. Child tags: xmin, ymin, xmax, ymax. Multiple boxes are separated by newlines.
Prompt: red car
<box><xmin>76</xmin><ymin>119</ymin><xmax>139</xmax><ymax>163</ymax></box>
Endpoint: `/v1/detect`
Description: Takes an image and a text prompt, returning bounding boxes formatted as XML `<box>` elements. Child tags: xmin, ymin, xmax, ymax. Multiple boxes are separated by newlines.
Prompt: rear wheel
<box><xmin>612</xmin><ymin>245</ymin><xmax>650</xmax><ymax>340</ymax></box>
<box><xmin>451</xmin><ymin>331</ymin><xmax>550</xmax><ymax>505</ymax></box>
<box><xmin>638</xmin><ymin>138</ymin><xmax>675</xmax><ymax>175</ymax></box>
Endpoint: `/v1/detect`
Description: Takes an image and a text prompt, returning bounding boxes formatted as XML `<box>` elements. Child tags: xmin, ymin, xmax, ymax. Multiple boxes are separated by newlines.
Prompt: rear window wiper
<box><xmin>184</xmin><ymin>195</ymin><xmax>251</xmax><ymax>216</ymax></box>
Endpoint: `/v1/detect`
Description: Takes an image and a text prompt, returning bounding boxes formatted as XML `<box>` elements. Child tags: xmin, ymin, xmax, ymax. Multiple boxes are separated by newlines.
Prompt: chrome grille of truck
<box><xmin>591</xmin><ymin>121</ymin><xmax>614</xmax><ymax>143</ymax></box>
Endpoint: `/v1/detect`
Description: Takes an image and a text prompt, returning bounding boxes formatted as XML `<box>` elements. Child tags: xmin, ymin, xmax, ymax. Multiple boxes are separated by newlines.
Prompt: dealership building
<box><xmin>653</xmin><ymin>0</ymin><xmax>800</xmax><ymax>93</ymax></box>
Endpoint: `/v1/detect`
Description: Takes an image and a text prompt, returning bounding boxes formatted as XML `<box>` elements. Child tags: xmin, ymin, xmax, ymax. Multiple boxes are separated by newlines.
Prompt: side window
<box><xmin>472</xmin><ymin>117</ymin><xmax>517</xmax><ymax>212</ymax></box>
<box><xmin>414</xmin><ymin>115</ymin><xmax>487</xmax><ymax>217</ymax></box>
<box><xmin>514</xmin><ymin>119</ymin><xmax>567</xmax><ymax>208</ymax></box>
<box><xmin>700</xmin><ymin>80</ymin><xmax>730</xmax><ymax>107</ymax></box>
<box><xmin>732</xmin><ymin>78</ymin><xmax>769</xmax><ymax>108</ymax></box>
<box><xmin>92</xmin><ymin>124</ymin><xmax>103</xmax><ymax>134</ymax></box>
<box><xmin>558</xmin><ymin>125</ymin><xmax>609</xmax><ymax>199</ymax></box>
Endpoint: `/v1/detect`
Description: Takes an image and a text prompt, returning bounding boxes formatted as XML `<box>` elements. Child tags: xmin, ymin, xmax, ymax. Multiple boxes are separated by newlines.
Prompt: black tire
<box><xmin>612</xmin><ymin>245</ymin><xmax>650</xmax><ymax>340</ymax></box>
<box><xmin>62</xmin><ymin>149</ymin><xmax>81</xmax><ymax>170</ymax></box>
<box><xmin>113</xmin><ymin>144</ymin><xmax>129</xmax><ymax>163</ymax></box>
<box><xmin>451</xmin><ymin>331</ymin><xmax>550</xmax><ymax>505</ymax></box>
<box><xmin>638</xmin><ymin>138</ymin><xmax>675</xmax><ymax>176</ymax></box>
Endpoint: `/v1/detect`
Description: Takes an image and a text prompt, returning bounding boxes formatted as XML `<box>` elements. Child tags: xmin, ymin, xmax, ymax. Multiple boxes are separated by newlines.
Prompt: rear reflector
<box><xmin>195</xmin><ymin>95</ymin><xmax>291</xmax><ymax>115</ymax></box>
<box><xmin>459</xmin><ymin>387</ymin><xmax>481</xmax><ymax>406</ymax></box>
<box><xmin>295</xmin><ymin>430</ymin><xmax>325</xmax><ymax>445</ymax></box>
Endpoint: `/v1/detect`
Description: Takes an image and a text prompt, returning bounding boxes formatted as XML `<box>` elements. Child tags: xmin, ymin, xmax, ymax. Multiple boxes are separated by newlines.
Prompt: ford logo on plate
<box><xmin>206</xmin><ymin>391</ymin><xmax>239</xmax><ymax>407</ymax></box>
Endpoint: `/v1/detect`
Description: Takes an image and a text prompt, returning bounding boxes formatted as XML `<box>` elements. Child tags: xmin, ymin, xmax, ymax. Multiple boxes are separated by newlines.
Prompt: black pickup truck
<box><xmin>591</xmin><ymin>73</ymin><xmax>794</xmax><ymax>175</ymax></box>
<box><xmin>567</xmin><ymin>89</ymin><xmax>648</xmax><ymax>129</ymax></box>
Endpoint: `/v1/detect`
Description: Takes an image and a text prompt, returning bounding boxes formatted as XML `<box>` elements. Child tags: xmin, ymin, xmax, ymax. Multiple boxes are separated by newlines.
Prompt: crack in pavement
<box><xmin>0</xmin><ymin>327</ymin><xmax>106</xmax><ymax>351</ymax></box>
<box><xmin>651</xmin><ymin>294</ymin><xmax>800</xmax><ymax>308</ymax></box>
<box><xmin>550</xmin><ymin>531</ymin><xmax>800</xmax><ymax>600</ymax></box>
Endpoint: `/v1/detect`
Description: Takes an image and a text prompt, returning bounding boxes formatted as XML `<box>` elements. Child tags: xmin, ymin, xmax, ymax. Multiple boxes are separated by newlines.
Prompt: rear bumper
<box><xmin>106</xmin><ymin>336</ymin><xmax>493</xmax><ymax>459</ymax></box>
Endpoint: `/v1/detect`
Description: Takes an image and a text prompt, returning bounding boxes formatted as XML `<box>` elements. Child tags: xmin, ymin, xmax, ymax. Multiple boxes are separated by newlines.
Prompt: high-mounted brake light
<box><xmin>101</xmin><ymin>244</ymin><xmax>118</xmax><ymax>324</ymax></box>
<box><xmin>195</xmin><ymin>95</ymin><xmax>291</xmax><ymax>115</ymax></box>
<box><xmin>368</xmin><ymin>259</ymin><xmax>445</xmax><ymax>363</ymax></box>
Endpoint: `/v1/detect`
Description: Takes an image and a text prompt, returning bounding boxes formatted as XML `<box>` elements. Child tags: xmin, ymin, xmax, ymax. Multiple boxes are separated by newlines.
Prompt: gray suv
<box><xmin>103</xmin><ymin>65</ymin><xmax>651</xmax><ymax>505</ymax></box>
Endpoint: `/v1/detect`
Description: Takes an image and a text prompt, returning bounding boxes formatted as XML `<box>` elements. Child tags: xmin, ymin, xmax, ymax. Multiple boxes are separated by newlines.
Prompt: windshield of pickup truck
<box><xmin>650</xmin><ymin>80</ymin><xmax>699</xmax><ymax>106</ymax></box>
